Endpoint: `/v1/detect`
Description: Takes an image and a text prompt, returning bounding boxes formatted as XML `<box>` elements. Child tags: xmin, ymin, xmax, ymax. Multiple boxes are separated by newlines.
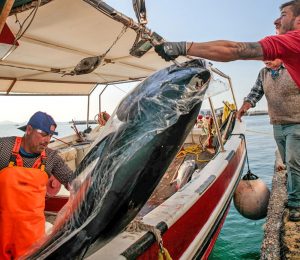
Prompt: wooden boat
<box><xmin>0</xmin><ymin>0</ymin><xmax>246</xmax><ymax>259</ymax></box>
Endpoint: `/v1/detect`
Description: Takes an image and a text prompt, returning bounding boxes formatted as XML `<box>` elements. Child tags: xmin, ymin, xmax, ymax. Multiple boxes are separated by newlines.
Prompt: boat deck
<box><xmin>45</xmin><ymin>142</ymin><xmax>215</xmax><ymax>224</ymax></box>
<box><xmin>261</xmin><ymin>152</ymin><xmax>300</xmax><ymax>259</ymax></box>
<box><xmin>139</xmin><ymin>143</ymin><xmax>215</xmax><ymax>217</ymax></box>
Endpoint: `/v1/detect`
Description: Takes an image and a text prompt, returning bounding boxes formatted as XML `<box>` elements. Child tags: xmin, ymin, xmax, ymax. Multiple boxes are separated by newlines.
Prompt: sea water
<box><xmin>210</xmin><ymin>115</ymin><xmax>276</xmax><ymax>260</ymax></box>
<box><xmin>0</xmin><ymin>115</ymin><xmax>276</xmax><ymax>259</ymax></box>
<box><xmin>0</xmin><ymin>122</ymin><xmax>97</xmax><ymax>139</ymax></box>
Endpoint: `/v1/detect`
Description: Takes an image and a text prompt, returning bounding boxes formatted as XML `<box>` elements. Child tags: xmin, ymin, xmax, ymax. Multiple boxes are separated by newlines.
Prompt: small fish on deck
<box><xmin>173</xmin><ymin>160</ymin><xmax>196</xmax><ymax>190</ymax></box>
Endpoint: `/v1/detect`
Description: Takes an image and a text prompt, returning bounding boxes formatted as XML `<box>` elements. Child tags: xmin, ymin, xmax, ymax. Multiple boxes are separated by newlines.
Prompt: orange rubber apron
<box><xmin>0</xmin><ymin>137</ymin><xmax>48</xmax><ymax>260</ymax></box>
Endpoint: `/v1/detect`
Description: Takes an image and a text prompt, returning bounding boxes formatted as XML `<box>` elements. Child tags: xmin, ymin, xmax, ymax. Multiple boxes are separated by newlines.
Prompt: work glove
<box><xmin>155</xmin><ymin>42</ymin><xmax>187</xmax><ymax>61</ymax></box>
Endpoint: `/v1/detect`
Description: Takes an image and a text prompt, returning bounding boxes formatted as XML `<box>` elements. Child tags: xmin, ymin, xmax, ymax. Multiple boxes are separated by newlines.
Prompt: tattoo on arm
<box><xmin>236</xmin><ymin>42</ymin><xmax>263</xmax><ymax>59</ymax></box>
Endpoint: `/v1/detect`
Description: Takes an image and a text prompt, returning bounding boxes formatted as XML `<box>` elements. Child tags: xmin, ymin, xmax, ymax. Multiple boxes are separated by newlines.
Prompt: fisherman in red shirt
<box><xmin>155</xmin><ymin>0</ymin><xmax>300</xmax><ymax>221</ymax></box>
<box><xmin>155</xmin><ymin>0</ymin><xmax>300</xmax><ymax>88</ymax></box>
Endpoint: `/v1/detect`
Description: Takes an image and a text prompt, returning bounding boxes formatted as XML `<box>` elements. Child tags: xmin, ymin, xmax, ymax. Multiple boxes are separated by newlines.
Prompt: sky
<box><xmin>0</xmin><ymin>0</ymin><xmax>285</xmax><ymax>123</ymax></box>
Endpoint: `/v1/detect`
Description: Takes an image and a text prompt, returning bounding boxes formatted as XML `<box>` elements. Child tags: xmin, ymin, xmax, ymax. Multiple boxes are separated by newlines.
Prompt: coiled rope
<box><xmin>176</xmin><ymin>144</ymin><xmax>210</xmax><ymax>163</ymax></box>
<box><xmin>125</xmin><ymin>219</ymin><xmax>172</xmax><ymax>260</ymax></box>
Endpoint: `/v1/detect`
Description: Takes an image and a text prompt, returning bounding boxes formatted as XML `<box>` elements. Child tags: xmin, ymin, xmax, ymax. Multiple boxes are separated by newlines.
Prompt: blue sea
<box><xmin>210</xmin><ymin>115</ymin><xmax>276</xmax><ymax>260</ymax></box>
<box><xmin>0</xmin><ymin>121</ymin><xmax>96</xmax><ymax>139</ymax></box>
<box><xmin>0</xmin><ymin>115</ymin><xmax>276</xmax><ymax>259</ymax></box>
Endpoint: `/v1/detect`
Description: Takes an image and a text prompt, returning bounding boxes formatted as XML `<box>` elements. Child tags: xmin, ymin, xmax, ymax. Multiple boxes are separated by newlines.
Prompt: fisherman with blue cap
<box><xmin>0</xmin><ymin>111</ymin><xmax>74</xmax><ymax>259</ymax></box>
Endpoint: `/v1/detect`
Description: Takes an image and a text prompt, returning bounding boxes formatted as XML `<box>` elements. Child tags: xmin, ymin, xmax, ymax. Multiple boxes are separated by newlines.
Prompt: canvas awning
<box><xmin>0</xmin><ymin>0</ymin><xmax>176</xmax><ymax>96</ymax></box>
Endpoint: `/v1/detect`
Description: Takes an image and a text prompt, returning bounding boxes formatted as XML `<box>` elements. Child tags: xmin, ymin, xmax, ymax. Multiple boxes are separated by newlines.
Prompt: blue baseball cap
<box><xmin>19</xmin><ymin>111</ymin><xmax>58</xmax><ymax>135</ymax></box>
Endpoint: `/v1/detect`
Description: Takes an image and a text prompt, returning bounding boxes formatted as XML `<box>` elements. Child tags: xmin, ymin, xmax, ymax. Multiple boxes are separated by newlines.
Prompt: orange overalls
<box><xmin>0</xmin><ymin>137</ymin><xmax>48</xmax><ymax>259</ymax></box>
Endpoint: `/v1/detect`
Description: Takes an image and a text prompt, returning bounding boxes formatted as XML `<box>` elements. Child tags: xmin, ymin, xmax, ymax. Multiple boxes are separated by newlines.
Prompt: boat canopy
<box><xmin>0</xmin><ymin>0</ymin><xmax>176</xmax><ymax>96</ymax></box>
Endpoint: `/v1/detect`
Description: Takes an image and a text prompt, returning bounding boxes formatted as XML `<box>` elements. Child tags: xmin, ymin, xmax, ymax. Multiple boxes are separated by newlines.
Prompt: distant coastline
<box><xmin>0</xmin><ymin>120</ymin><xmax>20</xmax><ymax>125</ymax></box>
<box><xmin>245</xmin><ymin>110</ymin><xmax>268</xmax><ymax>116</ymax></box>
<box><xmin>69</xmin><ymin>120</ymin><xmax>97</xmax><ymax>125</ymax></box>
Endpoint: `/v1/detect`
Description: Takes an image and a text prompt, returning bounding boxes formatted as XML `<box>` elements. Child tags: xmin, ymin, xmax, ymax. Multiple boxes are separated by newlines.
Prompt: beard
<box><xmin>280</xmin><ymin>17</ymin><xmax>296</xmax><ymax>34</ymax></box>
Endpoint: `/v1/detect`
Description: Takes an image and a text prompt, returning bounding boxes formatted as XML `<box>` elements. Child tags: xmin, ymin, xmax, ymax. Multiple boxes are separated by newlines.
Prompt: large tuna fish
<box><xmin>25</xmin><ymin>59</ymin><xmax>211</xmax><ymax>259</ymax></box>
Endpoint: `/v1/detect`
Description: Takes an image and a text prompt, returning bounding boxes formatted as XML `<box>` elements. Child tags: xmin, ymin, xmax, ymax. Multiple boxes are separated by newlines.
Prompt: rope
<box><xmin>158</xmin><ymin>247</ymin><xmax>172</xmax><ymax>260</ymax></box>
<box><xmin>0</xmin><ymin>63</ymin><xmax>60</xmax><ymax>73</ymax></box>
<box><xmin>125</xmin><ymin>219</ymin><xmax>162</xmax><ymax>242</ymax></box>
<box><xmin>1</xmin><ymin>0</ymin><xmax>42</xmax><ymax>60</ymax></box>
<box><xmin>1</xmin><ymin>19</ymin><xmax>128</xmax><ymax>76</ymax></box>
<box><xmin>9</xmin><ymin>0</ymin><xmax>50</xmax><ymax>15</ymax></box>
<box><xmin>230</xmin><ymin>133</ymin><xmax>254</xmax><ymax>176</ymax></box>
<box><xmin>176</xmin><ymin>144</ymin><xmax>210</xmax><ymax>163</ymax></box>
<box><xmin>100</xmin><ymin>25</ymin><xmax>128</xmax><ymax>62</ymax></box>
<box><xmin>125</xmin><ymin>219</ymin><xmax>172</xmax><ymax>260</ymax></box>
<box><xmin>113</xmin><ymin>84</ymin><xmax>128</xmax><ymax>94</ymax></box>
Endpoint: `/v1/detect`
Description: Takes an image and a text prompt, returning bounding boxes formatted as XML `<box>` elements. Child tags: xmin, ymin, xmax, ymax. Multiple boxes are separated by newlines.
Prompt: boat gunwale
<box><xmin>86</xmin><ymin>120</ymin><xmax>246</xmax><ymax>259</ymax></box>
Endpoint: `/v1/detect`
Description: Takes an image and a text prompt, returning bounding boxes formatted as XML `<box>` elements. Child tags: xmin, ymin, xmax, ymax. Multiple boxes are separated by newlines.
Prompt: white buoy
<box><xmin>233</xmin><ymin>173</ymin><xmax>270</xmax><ymax>220</ymax></box>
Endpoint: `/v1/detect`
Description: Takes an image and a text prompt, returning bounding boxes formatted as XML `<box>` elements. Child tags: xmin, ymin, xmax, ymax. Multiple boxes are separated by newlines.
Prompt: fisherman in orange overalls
<box><xmin>0</xmin><ymin>111</ymin><xmax>74</xmax><ymax>259</ymax></box>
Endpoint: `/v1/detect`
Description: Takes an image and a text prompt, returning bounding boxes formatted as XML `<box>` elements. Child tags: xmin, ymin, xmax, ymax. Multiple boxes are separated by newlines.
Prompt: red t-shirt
<box><xmin>259</xmin><ymin>30</ymin><xmax>300</xmax><ymax>88</ymax></box>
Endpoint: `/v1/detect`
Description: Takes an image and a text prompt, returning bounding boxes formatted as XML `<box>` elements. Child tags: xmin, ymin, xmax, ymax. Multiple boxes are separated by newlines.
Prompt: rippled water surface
<box><xmin>210</xmin><ymin>115</ymin><xmax>276</xmax><ymax>260</ymax></box>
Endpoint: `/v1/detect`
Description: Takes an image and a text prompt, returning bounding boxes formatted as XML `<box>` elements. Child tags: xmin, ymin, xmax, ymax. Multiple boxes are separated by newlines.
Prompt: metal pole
<box><xmin>227</xmin><ymin>77</ymin><xmax>237</xmax><ymax>109</ymax></box>
<box><xmin>87</xmin><ymin>95</ymin><xmax>90</xmax><ymax>129</ymax></box>
<box><xmin>85</xmin><ymin>0</ymin><xmax>148</xmax><ymax>34</ymax></box>
<box><xmin>99</xmin><ymin>84</ymin><xmax>108</xmax><ymax>113</ymax></box>
<box><xmin>208</xmin><ymin>97</ymin><xmax>225</xmax><ymax>152</ymax></box>
<box><xmin>209</xmin><ymin>66</ymin><xmax>237</xmax><ymax>109</ymax></box>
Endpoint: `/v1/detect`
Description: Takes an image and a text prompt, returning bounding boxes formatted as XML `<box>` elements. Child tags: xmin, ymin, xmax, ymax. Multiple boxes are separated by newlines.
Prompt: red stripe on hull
<box><xmin>138</xmin><ymin>142</ymin><xmax>244</xmax><ymax>260</ymax></box>
<box><xmin>201</xmin><ymin>206</ymin><xmax>230</xmax><ymax>259</ymax></box>
<box><xmin>45</xmin><ymin>196</ymin><xmax>69</xmax><ymax>213</ymax></box>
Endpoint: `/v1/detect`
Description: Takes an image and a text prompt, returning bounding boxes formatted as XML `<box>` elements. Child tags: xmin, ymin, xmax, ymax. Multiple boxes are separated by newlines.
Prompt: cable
<box><xmin>230</xmin><ymin>133</ymin><xmax>258</xmax><ymax>180</ymax></box>
<box><xmin>1</xmin><ymin>0</ymin><xmax>42</xmax><ymax>60</ymax></box>
<box><xmin>0</xmin><ymin>63</ymin><xmax>64</xmax><ymax>74</ymax></box>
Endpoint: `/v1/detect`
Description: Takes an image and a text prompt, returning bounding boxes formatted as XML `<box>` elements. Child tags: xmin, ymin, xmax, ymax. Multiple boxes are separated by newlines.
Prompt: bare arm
<box><xmin>236</xmin><ymin>101</ymin><xmax>252</xmax><ymax>122</ymax></box>
<box><xmin>187</xmin><ymin>41</ymin><xmax>264</xmax><ymax>62</ymax></box>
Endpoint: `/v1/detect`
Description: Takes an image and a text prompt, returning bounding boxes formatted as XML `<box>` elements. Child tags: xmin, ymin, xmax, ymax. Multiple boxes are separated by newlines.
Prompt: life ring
<box><xmin>95</xmin><ymin>111</ymin><xmax>111</xmax><ymax>126</ymax></box>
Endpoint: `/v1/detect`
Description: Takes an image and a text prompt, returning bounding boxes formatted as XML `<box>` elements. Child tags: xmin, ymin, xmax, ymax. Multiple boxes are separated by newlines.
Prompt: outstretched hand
<box><xmin>236</xmin><ymin>102</ymin><xmax>252</xmax><ymax>122</ymax></box>
<box><xmin>154</xmin><ymin>42</ymin><xmax>187</xmax><ymax>61</ymax></box>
